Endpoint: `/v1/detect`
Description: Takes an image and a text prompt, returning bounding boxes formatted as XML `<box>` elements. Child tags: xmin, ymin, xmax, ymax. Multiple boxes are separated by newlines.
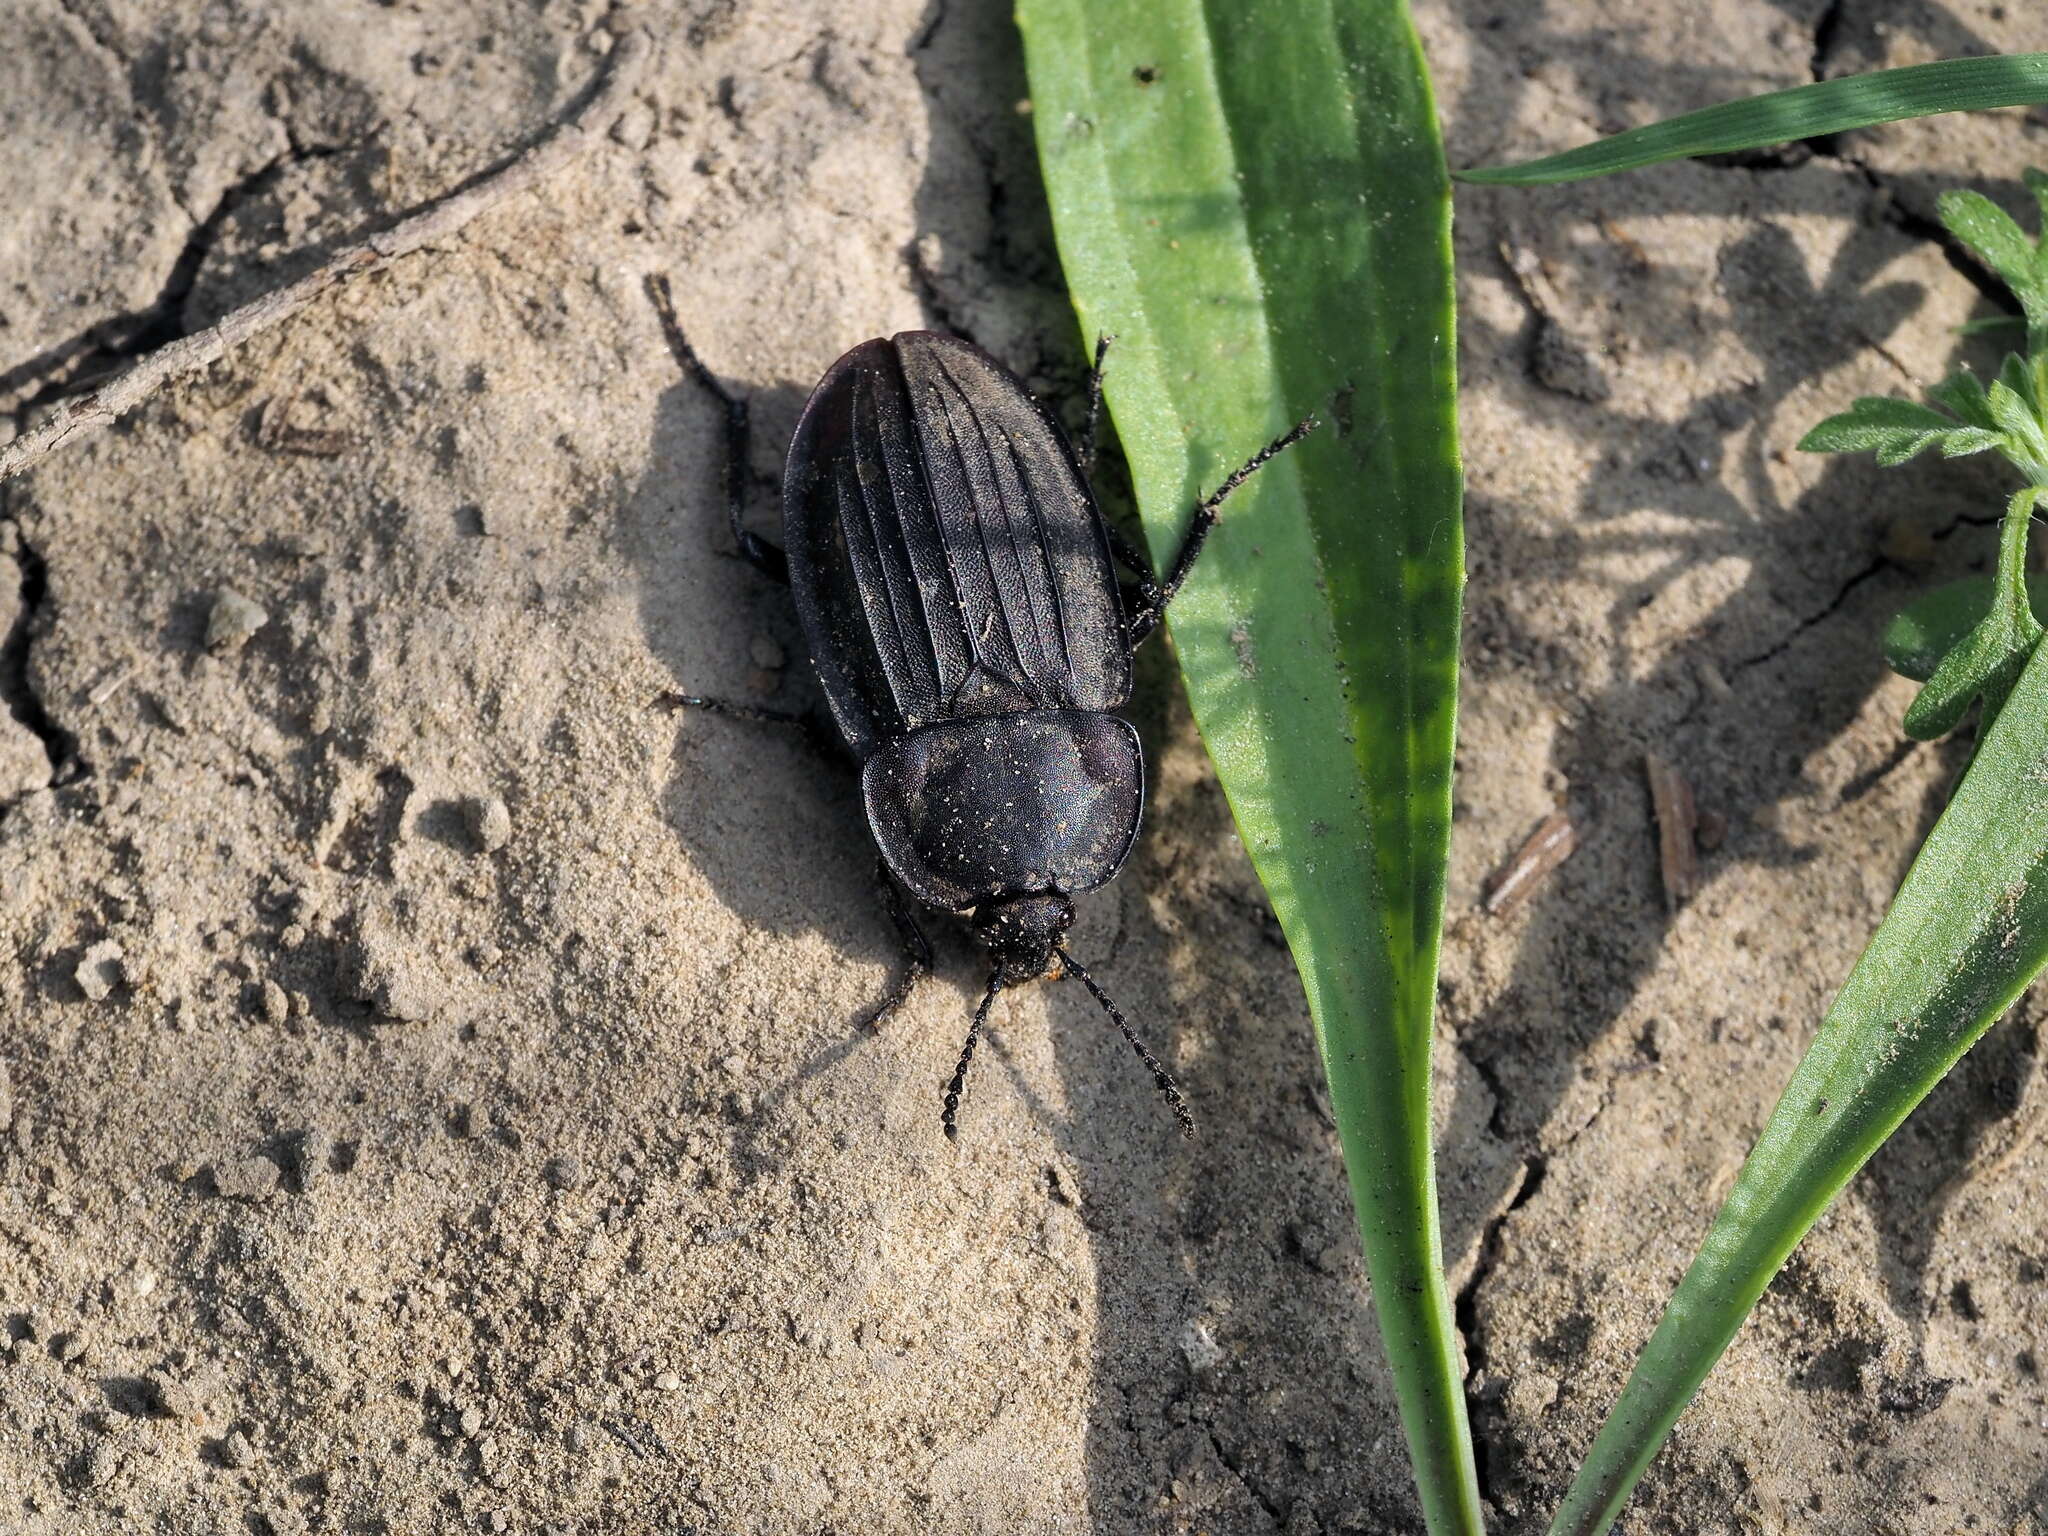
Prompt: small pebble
<box><xmin>465</xmin><ymin>795</ymin><xmax>512</xmax><ymax>853</ymax></box>
<box><xmin>220</xmin><ymin>1429</ymin><xmax>256</xmax><ymax>1469</ymax></box>
<box><xmin>459</xmin><ymin>1407</ymin><xmax>483</xmax><ymax>1438</ymax></box>
<box><xmin>654</xmin><ymin>1370</ymin><xmax>682</xmax><ymax>1392</ymax></box>
<box><xmin>211</xmin><ymin>1154</ymin><xmax>280</xmax><ymax>1202</ymax></box>
<box><xmin>53</xmin><ymin>1328</ymin><xmax>91</xmax><ymax>1365</ymax></box>
<box><xmin>564</xmin><ymin>1422</ymin><xmax>589</xmax><ymax>1453</ymax></box>
<box><xmin>259</xmin><ymin>979</ymin><xmax>291</xmax><ymax>1026</ymax></box>
<box><xmin>75</xmin><ymin>939</ymin><xmax>125</xmax><ymax>1003</ymax></box>
<box><xmin>205</xmin><ymin>590</ymin><xmax>269</xmax><ymax>652</ymax></box>
<box><xmin>542</xmin><ymin>1154</ymin><xmax>583</xmax><ymax>1191</ymax></box>
<box><xmin>1178</xmin><ymin>1320</ymin><xmax>1223</xmax><ymax>1373</ymax></box>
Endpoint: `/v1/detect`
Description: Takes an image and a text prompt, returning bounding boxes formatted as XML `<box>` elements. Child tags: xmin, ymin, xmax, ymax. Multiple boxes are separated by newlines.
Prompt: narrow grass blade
<box><xmin>1549</xmin><ymin>632</ymin><xmax>2048</xmax><ymax>1536</ymax></box>
<box><xmin>1018</xmin><ymin>3</ymin><xmax>1477</xmax><ymax>1529</ymax></box>
<box><xmin>1459</xmin><ymin>54</ymin><xmax>2048</xmax><ymax>185</ymax></box>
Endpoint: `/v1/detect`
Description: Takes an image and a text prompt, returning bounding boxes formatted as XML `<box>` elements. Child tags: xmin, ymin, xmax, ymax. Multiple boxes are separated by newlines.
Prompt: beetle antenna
<box><xmin>1054</xmin><ymin>948</ymin><xmax>1195</xmax><ymax>1140</ymax></box>
<box><xmin>941</xmin><ymin>969</ymin><xmax>1006</xmax><ymax>1141</ymax></box>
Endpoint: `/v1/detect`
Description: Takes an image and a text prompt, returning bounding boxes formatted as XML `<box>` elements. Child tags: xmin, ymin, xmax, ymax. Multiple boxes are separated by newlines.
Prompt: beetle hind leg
<box><xmin>862</xmin><ymin>861</ymin><xmax>934</xmax><ymax>1031</ymax></box>
<box><xmin>645</xmin><ymin>273</ymin><xmax>789</xmax><ymax>584</ymax></box>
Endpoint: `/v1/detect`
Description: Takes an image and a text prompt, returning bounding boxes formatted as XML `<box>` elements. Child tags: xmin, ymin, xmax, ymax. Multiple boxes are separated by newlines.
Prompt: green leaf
<box><xmin>1549</xmin><ymin>565</ymin><xmax>2048</xmax><ymax>1536</ymax></box>
<box><xmin>1937</xmin><ymin>188</ymin><xmax>2040</xmax><ymax>296</ymax></box>
<box><xmin>1019</xmin><ymin>4</ymin><xmax>1478</xmax><ymax>1531</ymax></box>
<box><xmin>1998</xmin><ymin>349</ymin><xmax>2037</xmax><ymax>411</ymax></box>
<box><xmin>1457</xmin><ymin>53</ymin><xmax>2048</xmax><ymax>185</ymax></box>
<box><xmin>1936</xmin><ymin>426</ymin><xmax>2008</xmax><ymax>457</ymax></box>
<box><xmin>1953</xmin><ymin>314</ymin><xmax>2028</xmax><ymax>337</ymax></box>
<box><xmin>1940</xmin><ymin>188</ymin><xmax>2048</xmax><ymax>351</ymax></box>
<box><xmin>1987</xmin><ymin>378</ymin><xmax>2048</xmax><ymax>471</ymax></box>
<box><xmin>1884</xmin><ymin>574</ymin><xmax>2048</xmax><ymax>681</ymax></box>
<box><xmin>1795</xmin><ymin>394</ymin><xmax>1983</xmax><ymax>465</ymax></box>
<box><xmin>1931</xmin><ymin>368</ymin><xmax>1998</xmax><ymax>429</ymax></box>
<box><xmin>1901</xmin><ymin>488</ymin><xmax>2045</xmax><ymax>738</ymax></box>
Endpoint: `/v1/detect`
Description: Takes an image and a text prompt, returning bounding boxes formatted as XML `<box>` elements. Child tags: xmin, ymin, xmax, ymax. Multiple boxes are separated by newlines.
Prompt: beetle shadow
<box><xmin>613</xmin><ymin>353</ymin><xmax>939</xmax><ymax>1046</ymax></box>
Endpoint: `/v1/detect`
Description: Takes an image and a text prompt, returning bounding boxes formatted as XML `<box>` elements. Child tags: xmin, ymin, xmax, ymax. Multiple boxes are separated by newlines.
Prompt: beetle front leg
<box><xmin>1124</xmin><ymin>414</ymin><xmax>1320</xmax><ymax>648</ymax></box>
<box><xmin>861</xmin><ymin>861</ymin><xmax>934</xmax><ymax>1031</ymax></box>
<box><xmin>645</xmin><ymin>274</ymin><xmax>789</xmax><ymax>585</ymax></box>
<box><xmin>1076</xmin><ymin>333</ymin><xmax>1115</xmax><ymax>479</ymax></box>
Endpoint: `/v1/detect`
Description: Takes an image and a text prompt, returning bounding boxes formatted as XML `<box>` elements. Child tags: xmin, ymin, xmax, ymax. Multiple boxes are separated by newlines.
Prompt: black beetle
<box><xmin>648</xmin><ymin>276</ymin><xmax>1313</xmax><ymax>1140</ymax></box>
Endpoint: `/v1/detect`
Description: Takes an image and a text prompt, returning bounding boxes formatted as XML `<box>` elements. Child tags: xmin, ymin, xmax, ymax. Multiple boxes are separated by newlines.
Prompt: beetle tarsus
<box><xmin>1078</xmin><ymin>332</ymin><xmax>1116</xmax><ymax>477</ymax></box>
<box><xmin>1126</xmin><ymin>414</ymin><xmax>1321</xmax><ymax>647</ymax></box>
<box><xmin>1056</xmin><ymin>947</ymin><xmax>1195</xmax><ymax>1140</ymax></box>
<box><xmin>863</xmin><ymin>862</ymin><xmax>934</xmax><ymax>1031</ymax></box>
<box><xmin>645</xmin><ymin>273</ymin><xmax>789</xmax><ymax>585</ymax></box>
<box><xmin>941</xmin><ymin>971</ymin><xmax>1006</xmax><ymax>1140</ymax></box>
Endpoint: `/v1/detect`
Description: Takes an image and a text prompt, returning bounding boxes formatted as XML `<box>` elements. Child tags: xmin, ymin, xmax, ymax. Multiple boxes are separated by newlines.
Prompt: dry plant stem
<box><xmin>1483</xmin><ymin>808</ymin><xmax>1578</xmax><ymax>916</ymax></box>
<box><xmin>1644</xmin><ymin>751</ymin><xmax>1699</xmax><ymax>911</ymax></box>
<box><xmin>0</xmin><ymin>28</ymin><xmax>652</xmax><ymax>484</ymax></box>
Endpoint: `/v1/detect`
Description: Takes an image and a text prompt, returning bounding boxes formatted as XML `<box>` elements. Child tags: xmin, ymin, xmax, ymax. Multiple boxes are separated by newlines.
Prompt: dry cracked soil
<box><xmin>4</xmin><ymin>1</ymin><xmax>2048</xmax><ymax>1533</ymax></box>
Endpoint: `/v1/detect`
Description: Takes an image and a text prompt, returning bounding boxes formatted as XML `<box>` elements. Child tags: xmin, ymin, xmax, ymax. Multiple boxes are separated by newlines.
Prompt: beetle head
<box><xmin>971</xmin><ymin>893</ymin><xmax>1074</xmax><ymax>984</ymax></box>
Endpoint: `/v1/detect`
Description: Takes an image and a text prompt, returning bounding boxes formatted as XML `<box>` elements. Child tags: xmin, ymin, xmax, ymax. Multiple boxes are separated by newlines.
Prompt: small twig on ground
<box><xmin>1482</xmin><ymin>807</ymin><xmax>1578</xmax><ymax>917</ymax></box>
<box><xmin>1644</xmin><ymin>751</ymin><xmax>1700</xmax><ymax>912</ymax></box>
<box><xmin>0</xmin><ymin>27</ymin><xmax>651</xmax><ymax>485</ymax></box>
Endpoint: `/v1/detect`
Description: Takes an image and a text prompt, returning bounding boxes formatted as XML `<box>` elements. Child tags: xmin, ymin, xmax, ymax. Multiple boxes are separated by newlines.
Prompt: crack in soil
<box><xmin>0</xmin><ymin>523</ymin><xmax>78</xmax><ymax>797</ymax></box>
<box><xmin>4</xmin><ymin>134</ymin><xmax>368</xmax><ymax>418</ymax></box>
<box><xmin>1729</xmin><ymin>555</ymin><xmax>1890</xmax><ymax>674</ymax></box>
<box><xmin>1205</xmin><ymin>1425</ymin><xmax>1287</xmax><ymax>1528</ymax></box>
<box><xmin>1454</xmin><ymin>1152</ymin><xmax>1541</xmax><ymax>1510</ymax></box>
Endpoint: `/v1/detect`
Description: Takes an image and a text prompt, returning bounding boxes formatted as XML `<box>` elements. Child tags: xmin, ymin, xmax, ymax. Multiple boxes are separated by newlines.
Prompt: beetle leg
<box><xmin>645</xmin><ymin>274</ymin><xmax>790</xmax><ymax>585</ymax></box>
<box><xmin>1104</xmin><ymin>525</ymin><xmax>1160</xmax><ymax>586</ymax></box>
<box><xmin>862</xmin><ymin>861</ymin><xmax>934</xmax><ymax>1031</ymax></box>
<box><xmin>942</xmin><ymin>970</ymin><xmax>1006</xmax><ymax>1140</ymax></box>
<box><xmin>1124</xmin><ymin>414</ymin><xmax>1320</xmax><ymax>649</ymax></box>
<box><xmin>656</xmin><ymin>692</ymin><xmax>839</xmax><ymax>758</ymax></box>
<box><xmin>1076</xmin><ymin>333</ymin><xmax>1116</xmax><ymax>478</ymax></box>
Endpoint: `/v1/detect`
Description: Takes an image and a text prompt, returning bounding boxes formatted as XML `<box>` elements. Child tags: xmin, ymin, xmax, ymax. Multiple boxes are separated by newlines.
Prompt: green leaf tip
<box><xmin>1457</xmin><ymin>53</ymin><xmax>2048</xmax><ymax>186</ymax></box>
<box><xmin>1939</xmin><ymin>186</ymin><xmax>2048</xmax><ymax>350</ymax></box>
<box><xmin>1795</xmin><ymin>389</ymin><xmax>2010</xmax><ymax>466</ymax></box>
<box><xmin>1885</xmin><ymin>573</ymin><xmax>2048</xmax><ymax>682</ymax></box>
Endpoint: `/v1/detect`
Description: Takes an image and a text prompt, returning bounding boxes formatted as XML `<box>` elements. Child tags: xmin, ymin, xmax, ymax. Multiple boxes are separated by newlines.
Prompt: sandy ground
<box><xmin>4</xmin><ymin>0</ymin><xmax>2048</xmax><ymax>1532</ymax></box>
